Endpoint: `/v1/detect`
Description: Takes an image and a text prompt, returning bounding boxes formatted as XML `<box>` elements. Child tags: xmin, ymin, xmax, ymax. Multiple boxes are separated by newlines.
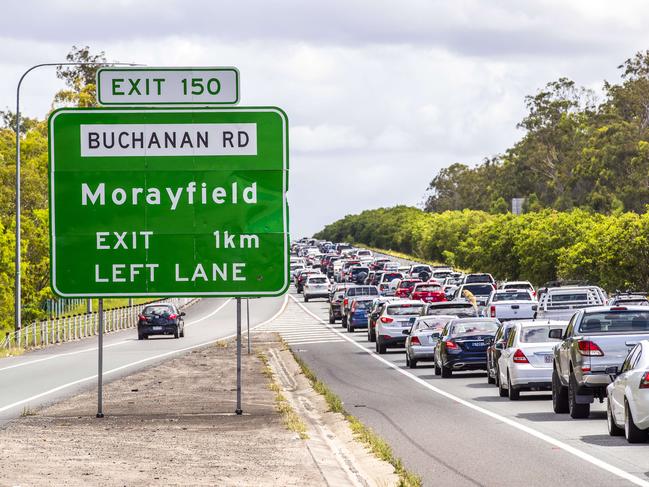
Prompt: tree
<box><xmin>53</xmin><ymin>46</ymin><xmax>107</xmax><ymax>108</ymax></box>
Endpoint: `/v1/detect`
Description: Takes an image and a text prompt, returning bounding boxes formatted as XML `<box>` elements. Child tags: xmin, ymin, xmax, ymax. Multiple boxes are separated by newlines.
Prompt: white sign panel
<box><xmin>97</xmin><ymin>67</ymin><xmax>239</xmax><ymax>105</ymax></box>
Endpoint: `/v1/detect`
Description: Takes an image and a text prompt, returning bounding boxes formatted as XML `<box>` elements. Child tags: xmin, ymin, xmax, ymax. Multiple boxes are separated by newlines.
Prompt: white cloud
<box><xmin>2</xmin><ymin>0</ymin><xmax>649</xmax><ymax>237</ymax></box>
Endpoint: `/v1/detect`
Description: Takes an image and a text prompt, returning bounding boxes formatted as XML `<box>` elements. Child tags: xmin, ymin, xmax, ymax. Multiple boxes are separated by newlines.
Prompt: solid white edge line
<box><xmin>0</xmin><ymin>295</ymin><xmax>288</xmax><ymax>415</ymax></box>
<box><xmin>0</xmin><ymin>299</ymin><xmax>233</xmax><ymax>374</ymax></box>
<box><xmin>289</xmin><ymin>294</ymin><xmax>649</xmax><ymax>487</ymax></box>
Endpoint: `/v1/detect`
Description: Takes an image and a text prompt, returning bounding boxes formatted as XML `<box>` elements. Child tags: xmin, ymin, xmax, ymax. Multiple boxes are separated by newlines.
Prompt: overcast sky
<box><xmin>2</xmin><ymin>0</ymin><xmax>649</xmax><ymax>237</ymax></box>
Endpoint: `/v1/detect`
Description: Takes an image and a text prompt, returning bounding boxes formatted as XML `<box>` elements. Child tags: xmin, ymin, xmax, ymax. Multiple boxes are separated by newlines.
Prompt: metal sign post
<box><xmin>246</xmin><ymin>298</ymin><xmax>251</xmax><ymax>354</ymax></box>
<box><xmin>96</xmin><ymin>298</ymin><xmax>104</xmax><ymax>418</ymax></box>
<box><xmin>235</xmin><ymin>298</ymin><xmax>243</xmax><ymax>415</ymax></box>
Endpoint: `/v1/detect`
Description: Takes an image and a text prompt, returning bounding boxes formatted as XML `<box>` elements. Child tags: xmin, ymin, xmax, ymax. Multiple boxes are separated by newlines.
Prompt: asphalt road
<box><xmin>0</xmin><ymin>296</ymin><xmax>286</xmax><ymax>425</ymax></box>
<box><xmin>286</xmin><ymin>284</ymin><xmax>649</xmax><ymax>487</ymax></box>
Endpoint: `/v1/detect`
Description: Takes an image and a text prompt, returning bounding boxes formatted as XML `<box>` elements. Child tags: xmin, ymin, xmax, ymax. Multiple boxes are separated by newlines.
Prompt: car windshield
<box><xmin>309</xmin><ymin>277</ymin><xmax>327</xmax><ymax>284</ymax></box>
<box><xmin>450</xmin><ymin>322</ymin><xmax>498</xmax><ymax>335</ymax></box>
<box><xmin>426</xmin><ymin>305</ymin><xmax>475</xmax><ymax>317</ymax></box>
<box><xmin>398</xmin><ymin>280</ymin><xmax>418</xmax><ymax>288</ymax></box>
<box><xmin>466</xmin><ymin>275</ymin><xmax>492</xmax><ymax>283</ymax></box>
<box><xmin>416</xmin><ymin>284</ymin><xmax>442</xmax><ymax>292</ymax></box>
<box><xmin>387</xmin><ymin>304</ymin><xmax>425</xmax><ymax>316</ymax></box>
<box><xmin>412</xmin><ymin>266</ymin><xmax>430</xmax><ymax>273</ymax></box>
<box><xmin>143</xmin><ymin>305</ymin><xmax>174</xmax><ymax>315</ymax></box>
<box><xmin>493</xmin><ymin>292</ymin><xmax>531</xmax><ymax>301</ymax></box>
<box><xmin>463</xmin><ymin>284</ymin><xmax>494</xmax><ymax>295</ymax></box>
<box><xmin>520</xmin><ymin>325</ymin><xmax>563</xmax><ymax>343</ymax></box>
<box><xmin>348</xmin><ymin>287</ymin><xmax>379</xmax><ymax>296</ymax></box>
<box><xmin>578</xmin><ymin>311</ymin><xmax>649</xmax><ymax>333</ymax></box>
<box><xmin>382</xmin><ymin>273</ymin><xmax>403</xmax><ymax>281</ymax></box>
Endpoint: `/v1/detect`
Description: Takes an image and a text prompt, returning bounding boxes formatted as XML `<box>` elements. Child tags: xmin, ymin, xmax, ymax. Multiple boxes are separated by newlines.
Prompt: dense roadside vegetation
<box><xmin>425</xmin><ymin>51</ymin><xmax>649</xmax><ymax>214</ymax></box>
<box><xmin>314</xmin><ymin>206</ymin><xmax>649</xmax><ymax>292</ymax></box>
<box><xmin>0</xmin><ymin>47</ymin><xmax>106</xmax><ymax>335</ymax></box>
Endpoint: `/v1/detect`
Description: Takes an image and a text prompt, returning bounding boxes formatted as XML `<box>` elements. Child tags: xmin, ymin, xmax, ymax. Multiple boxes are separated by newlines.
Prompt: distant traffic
<box><xmin>291</xmin><ymin>237</ymin><xmax>649</xmax><ymax>444</ymax></box>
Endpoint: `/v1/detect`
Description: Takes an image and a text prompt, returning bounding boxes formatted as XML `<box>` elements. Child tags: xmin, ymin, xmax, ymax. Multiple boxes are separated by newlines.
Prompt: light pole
<box><xmin>14</xmin><ymin>61</ymin><xmax>142</xmax><ymax>333</ymax></box>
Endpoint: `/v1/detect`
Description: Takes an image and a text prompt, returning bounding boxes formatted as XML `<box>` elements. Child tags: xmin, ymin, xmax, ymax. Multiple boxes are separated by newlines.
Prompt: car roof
<box><xmin>387</xmin><ymin>300</ymin><xmax>425</xmax><ymax>306</ymax></box>
<box><xmin>507</xmin><ymin>319</ymin><xmax>568</xmax><ymax>327</ymax></box>
<box><xmin>449</xmin><ymin>317</ymin><xmax>500</xmax><ymax>324</ymax></box>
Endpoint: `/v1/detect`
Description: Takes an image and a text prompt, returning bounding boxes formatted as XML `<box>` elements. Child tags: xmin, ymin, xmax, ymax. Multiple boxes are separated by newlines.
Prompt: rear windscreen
<box><xmin>520</xmin><ymin>326</ymin><xmax>563</xmax><ymax>343</ymax></box>
<box><xmin>398</xmin><ymin>280</ymin><xmax>419</xmax><ymax>288</ymax></box>
<box><xmin>466</xmin><ymin>275</ymin><xmax>492</xmax><ymax>283</ymax></box>
<box><xmin>416</xmin><ymin>285</ymin><xmax>442</xmax><ymax>292</ymax></box>
<box><xmin>382</xmin><ymin>273</ymin><xmax>403</xmax><ymax>281</ymax></box>
<box><xmin>463</xmin><ymin>284</ymin><xmax>494</xmax><ymax>295</ymax></box>
<box><xmin>578</xmin><ymin>311</ymin><xmax>649</xmax><ymax>333</ymax></box>
<box><xmin>387</xmin><ymin>305</ymin><xmax>425</xmax><ymax>316</ymax></box>
<box><xmin>143</xmin><ymin>305</ymin><xmax>174</xmax><ymax>315</ymax></box>
<box><xmin>450</xmin><ymin>322</ymin><xmax>498</xmax><ymax>335</ymax></box>
<box><xmin>493</xmin><ymin>292</ymin><xmax>532</xmax><ymax>301</ymax></box>
<box><xmin>503</xmin><ymin>283</ymin><xmax>533</xmax><ymax>290</ymax></box>
<box><xmin>412</xmin><ymin>266</ymin><xmax>431</xmax><ymax>273</ymax></box>
<box><xmin>308</xmin><ymin>277</ymin><xmax>327</xmax><ymax>284</ymax></box>
<box><xmin>551</xmin><ymin>293</ymin><xmax>587</xmax><ymax>303</ymax></box>
<box><xmin>353</xmin><ymin>301</ymin><xmax>371</xmax><ymax>310</ymax></box>
<box><xmin>426</xmin><ymin>306</ymin><xmax>475</xmax><ymax>316</ymax></box>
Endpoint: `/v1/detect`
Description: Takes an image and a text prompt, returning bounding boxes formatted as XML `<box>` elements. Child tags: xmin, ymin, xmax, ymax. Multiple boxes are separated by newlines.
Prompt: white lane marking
<box><xmin>285</xmin><ymin>339</ymin><xmax>345</xmax><ymax>345</ymax></box>
<box><xmin>289</xmin><ymin>295</ymin><xmax>649</xmax><ymax>487</ymax></box>
<box><xmin>0</xmin><ymin>299</ymin><xmax>232</xmax><ymax>373</ymax></box>
<box><xmin>0</xmin><ymin>295</ymin><xmax>288</xmax><ymax>415</ymax></box>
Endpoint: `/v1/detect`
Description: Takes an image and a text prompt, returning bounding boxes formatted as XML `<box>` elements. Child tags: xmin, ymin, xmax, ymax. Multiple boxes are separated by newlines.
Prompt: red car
<box><xmin>410</xmin><ymin>282</ymin><xmax>447</xmax><ymax>303</ymax></box>
<box><xmin>395</xmin><ymin>279</ymin><xmax>422</xmax><ymax>298</ymax></box>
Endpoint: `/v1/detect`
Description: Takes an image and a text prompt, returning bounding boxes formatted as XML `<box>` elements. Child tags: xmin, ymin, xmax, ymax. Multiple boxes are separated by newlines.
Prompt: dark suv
<box><xmin>138</xmin><ymin>303</ymin><xmax>185</xmax><ymax>340</ymax></box>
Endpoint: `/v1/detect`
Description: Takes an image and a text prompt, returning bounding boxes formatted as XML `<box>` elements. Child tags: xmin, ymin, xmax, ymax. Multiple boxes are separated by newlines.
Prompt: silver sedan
<box><xmin>404</xmin><ymin>315</ymin><xmax>455</xmax><ymax>369</ymax></box>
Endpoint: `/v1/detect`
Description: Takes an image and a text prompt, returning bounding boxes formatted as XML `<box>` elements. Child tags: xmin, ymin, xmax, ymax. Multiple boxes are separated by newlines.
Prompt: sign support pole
<box><xmin>96</xmin><ymin>298</ymin><xmax>104</xmax><ymax>418</ymax></box>
<box><xmin>246</xmin><ymin>298</ymin><xmax>251</xmax><ymax>354</ymax></box>
<box><xmin>235</xmin><ymin>298</ymin><xmax>243</xmax><ymax>415</ymax></box>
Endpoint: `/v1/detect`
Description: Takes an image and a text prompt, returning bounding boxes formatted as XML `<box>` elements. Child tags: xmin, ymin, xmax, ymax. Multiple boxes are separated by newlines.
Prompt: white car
<box><xmin>497</xmin><ymin>320</ymin><xmax>568</xmax><ymax>400</ymax></box>
<box><xmin>607</xmin><ymin>340</ymin><xmax>649</xmax><ymax>443</ymax></box>
<box><xmin>303</xmin><ymin>274</ymin><xmax>330</xmax><ymax>302</ymax></box>
<box><xmin>484</xmin><ymin>289</ymin><xmax>537</xmax><ymax>321</ymax></box>
<box><xmin>375</xmin><ymin>300</ymin><xmax>425</xmax><ymax>354</ymax></box>
<box><xmin>499</xmin><ymin>280</ymin><xmax>536</xmax><ymax>297</ymax></box>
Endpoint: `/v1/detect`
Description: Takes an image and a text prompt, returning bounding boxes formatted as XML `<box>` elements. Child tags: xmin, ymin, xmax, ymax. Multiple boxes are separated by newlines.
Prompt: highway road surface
<box><xmin>0</xmin><ymin>296</ymin><xmax>286</xmax><ymax>425</ymax></box>
<box><xmin>268</xmin><ymin>286</ymin><xmax>649</xmax><ymax>487</ymax></box>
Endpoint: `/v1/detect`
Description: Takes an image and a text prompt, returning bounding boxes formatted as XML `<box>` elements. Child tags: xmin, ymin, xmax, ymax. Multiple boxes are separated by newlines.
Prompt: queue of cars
<box><xmin>292</xmin><ymin>238</ymin><xmax>649</xmax><ymax>443</ymax></box>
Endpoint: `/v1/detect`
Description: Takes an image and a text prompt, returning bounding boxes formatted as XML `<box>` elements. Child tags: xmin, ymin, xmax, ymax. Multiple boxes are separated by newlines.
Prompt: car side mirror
<box><xmin>402</xmin><ymin>329</ymin><xmax>410</xmax><ymax>335</ymax></box>
<box><xmin>548</xmin><ymin>328</ymin><xmax>563</xmax><ymax>340</ymax></box>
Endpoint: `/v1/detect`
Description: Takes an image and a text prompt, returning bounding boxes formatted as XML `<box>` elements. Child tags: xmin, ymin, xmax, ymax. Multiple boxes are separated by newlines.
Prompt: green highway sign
<box><xmin>97</xmin><ymin>67</ymin><xmax>240</xmax><ymax>105</ymax></box>
<box><xmin>48</xmin><ymin>107</ymin><xmax>289</xmax><ymax>298</ymax></box>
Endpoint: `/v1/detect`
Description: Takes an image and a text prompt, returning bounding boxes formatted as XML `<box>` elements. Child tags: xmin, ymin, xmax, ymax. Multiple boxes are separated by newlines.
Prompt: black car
<box><xmin>486</xmin><ymin>321</ymin><xmax>516</xmax><ymax>385</ymax></box>
<box><xmin>138</xmin><ymin>304</ymin><xmax>185</xmax><ymax>340</ymax></box>
<box><xmin>433</xmin><ymin>318</ymin><xmax>499</xmax><ymax>377</ymax></box>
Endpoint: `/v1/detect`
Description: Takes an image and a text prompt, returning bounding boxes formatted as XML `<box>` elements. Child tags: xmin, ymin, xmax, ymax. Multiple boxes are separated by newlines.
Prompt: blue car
<box><xmin>433</xmin><ymin>318</ymin><xmax>500</xmax><ymax>377</ymax></box>
<box><xmin>347</xmin><ymin>298</ymin><xmax>373</xmax><ymax>333</ymax></box>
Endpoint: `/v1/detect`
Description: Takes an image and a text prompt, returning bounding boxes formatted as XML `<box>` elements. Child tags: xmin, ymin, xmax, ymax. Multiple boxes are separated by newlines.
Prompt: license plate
<box><xmin>152</xmin><ymin>326</ymin><xmax>162</xmax><ymax>331</ymax></box>
<box><xmin>544</xmin><ymin>355</ymin><xmax>553</xmax><ymax>363</ymax></box>
<box><xmin>469</xmin><ymin>341</ymin><xmax>485</xmax><ymax>348</ymax></box>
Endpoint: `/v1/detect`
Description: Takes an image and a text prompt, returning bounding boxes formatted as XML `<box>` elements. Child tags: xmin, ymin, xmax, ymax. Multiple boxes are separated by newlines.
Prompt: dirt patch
<box><xmin>0</xmin><ymin>333</ymin><xmax>326</xmax><ymax>486</ymax></box>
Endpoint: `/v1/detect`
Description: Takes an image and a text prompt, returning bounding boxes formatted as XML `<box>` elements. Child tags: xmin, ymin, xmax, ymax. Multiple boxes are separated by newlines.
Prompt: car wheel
<box><xmin>341</xmin><ymin>315</ymin><xmax>347</xmax><ymax>328</ymax></box>
<box><xmin>174</xmin><ymin>327</ymin><xmax>180</xmax><ymax>339</ymax></box>
<box><xmin>377</xmin><ymin>336</ymin><xmax>387</xmax><ymax>354</ymax></box>
<box><xmin>180</xmin><ymin>327</ymin><xmax>185</xmax><ymax>338</ymax></box>
<box><xmin>552</xmin><ymin>368</ymin><xmax>569</xmax><ymax>413</ymax></box>
<box><xmin>607</xmin><ymin>399</ymin><xmax>624</xmax><ymax>436</ymax></box>
<box><xmin>498</xmin><ymin>372</ymin><xmax>508</xmax><ymax>397</ymax></box>
<box><xmin>375</xmin><ymin>340</ymin><xmax>379</xmax><ymax>353</ymax></box>
<box><xmin>434</xmin><ymin>359</ymin><xmax>441</xmax><ymax>376</ymax></box>
<box><xmin>441</xmin><ymin>364</ymin><xmax>452</xmax><ymax>378</ymax></box>
<box><xmin>568</xmin><ymin>372</ymin><xmax>590</xmax><ymax>419</ymax></box>
<box><xmin>508</xmin><ymin>373</ymin><xmax>520</xmax><ymax>401</ymax></box>
<box><xmin>409</xmin><ymin>356</ymin><xmax>417</xmax><ymax>369</ymax></box>
<box><xmin>625</xmin><ymin>400</ymin><xmax>648</xmax><ymax>443</ymax></box>
<box><xmin>487</xmin><ymin>366</ymin><xmax>496</xmax><ymax>385</ymax></box>
<box><xmin>329</xmin><ymin>312</ymin><xmax>335</xmax><ymax>324</ymax></box>
<box><xmin>369</xmin><ymin>330</ymin><xmax>376</xmax><ymax>342</ymax></box>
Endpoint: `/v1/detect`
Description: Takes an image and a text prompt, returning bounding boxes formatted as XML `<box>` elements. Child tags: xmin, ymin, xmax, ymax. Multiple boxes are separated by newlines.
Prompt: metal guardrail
<box><xmin>2</xmin><ymin>298</ymin><xmax>200</xmax><ymax>351</ymax></box>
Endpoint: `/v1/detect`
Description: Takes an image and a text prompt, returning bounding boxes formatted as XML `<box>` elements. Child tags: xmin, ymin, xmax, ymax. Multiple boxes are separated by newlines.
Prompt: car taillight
<box><xmin>380</xmin><ymin>316</ymin><xmax>394</xmax><ymax>323</ymax></box>
<box><xmin>513</xmin><ymin>349</ymin><xmax>529</xmax><ymax>363</ymax></box>
<box><xmin>344</xmin><ymin>298</ymin><xmax>348</xmax><ymax>306</ymax></box>
<box><xmin>445</xmin><ymin>340</ymin><xmax>458</xmax><ymax>350</ymax></box>
<box><xmin>168</xmin><ymin>314</ymin><xmax>178</xmax><ymax>320</ymax></box>
<box><xmin>577</xmin><ymin>340</ymin><xmax>604</xmax><ymax>356</ymax></box>
<box><xmin>490</xmin><ymin>306</ymin><xmax>496</xmax><ymax>318</ymax></box>
<box><xmin>640</xmin><ymin>372</ymin><xmax>649</xmax><ymax>389</ymax></box>
<box><xmin>411</xmin><ymin>336</ymin><xmax>421</xmax><ymax>345</ymax></box>
<box><xmin>138</xmin><ymin>314</ymin><xmax>146</xmax><ymax>321</ymax></box>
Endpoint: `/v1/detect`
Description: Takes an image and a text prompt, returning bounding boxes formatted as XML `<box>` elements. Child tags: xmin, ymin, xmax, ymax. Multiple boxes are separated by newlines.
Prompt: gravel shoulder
<box><xmin>0</xmin><ymin>332</ymin><xmax>396</xmax><ymax>486</ymax></box>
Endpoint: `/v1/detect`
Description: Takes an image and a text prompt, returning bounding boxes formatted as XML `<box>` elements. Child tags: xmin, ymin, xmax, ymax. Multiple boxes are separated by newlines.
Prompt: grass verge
<box><xmin>289</xmin><ymin>349</ymin><xmax>422</xmax><ymax>487</ymax></box>
<box><xmin>258</xmin><ymin>351</ymin><xmax>309</xmax><ymax>440</ymax></box>
<box><xmin>0</xmin><ymin>347</ymin><xmax>25</xmax><ymax>359</ymax></box>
